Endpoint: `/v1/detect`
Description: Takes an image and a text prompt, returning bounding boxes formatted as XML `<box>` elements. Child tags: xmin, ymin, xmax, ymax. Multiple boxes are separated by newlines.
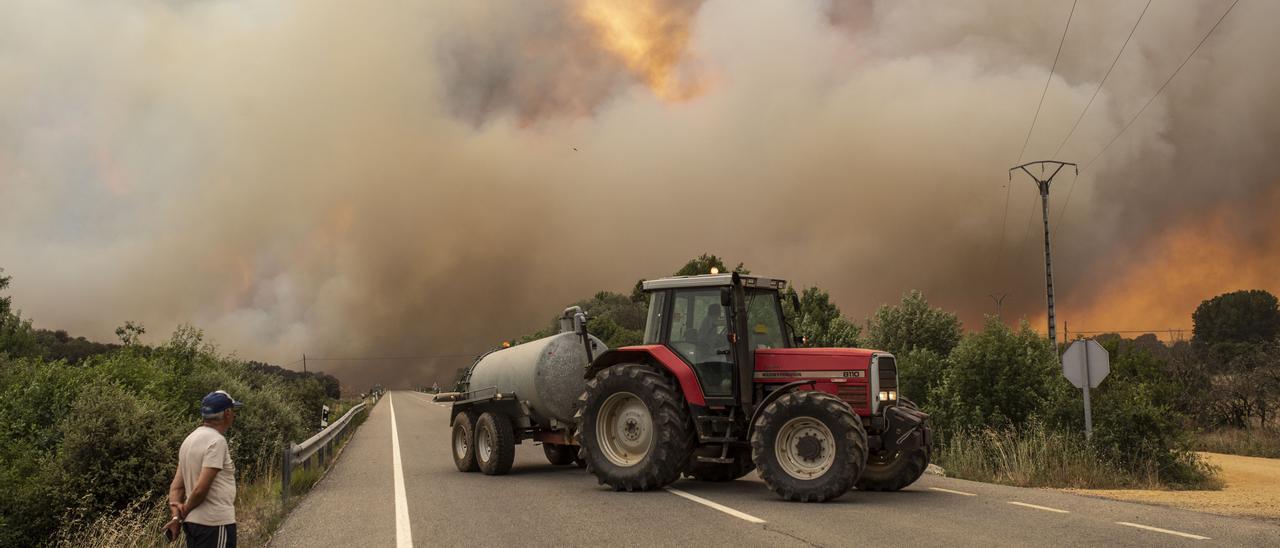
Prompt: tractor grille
<box><xmin>838</xmin><ymin>385</ymin><xmax>868</xmax><ymax>408</ymax></box>
<box><xmin>878</xmin><ymin>356</ymin><xmax>898</xmax><ymax>392</ymax></box>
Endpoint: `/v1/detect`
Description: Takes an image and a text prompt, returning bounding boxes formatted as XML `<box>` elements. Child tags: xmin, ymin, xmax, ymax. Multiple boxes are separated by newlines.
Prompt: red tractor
<box><xmin>440</xmin><ymin>272</ymin><xmax>931</xmax><ymax>502</ymax></box>
<box><xmin>575</xmin><ymin>273</ymin><xmax>931</xmax><ymax>501</ymax></box>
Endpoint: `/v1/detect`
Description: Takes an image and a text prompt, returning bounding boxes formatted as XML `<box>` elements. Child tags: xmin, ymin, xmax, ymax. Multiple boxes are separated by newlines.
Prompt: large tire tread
<box><xmin>451</xmin><ymin>410</ymin><xmax>479</xmax><ymax>473</ymax></box>
<box><xmin>751</xmin><ymin>390</ymin><xmax>868</xmax><ymax>502</ymax></box>
<box><xmin>574</xmin><ymin>364</ymin><xmax>694</xmax><ymax>492</ymax></box>
<box><xmin>476</xmin><ymin>412</ymin><xmax>516</xmax><ymax>475</ymax></box>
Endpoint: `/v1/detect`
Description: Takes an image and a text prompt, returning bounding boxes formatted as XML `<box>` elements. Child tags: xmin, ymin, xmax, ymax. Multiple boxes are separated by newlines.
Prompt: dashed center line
<box><xmin>1116</xmin><ymin>522</ymin><xmax>1211</xmax><ymax>540</ymax></box>
<box><xmin>1007</xmin><ymin>501</ymin><xmax>1070</xmax><ymax>514</ymax></box>
<box><xmin>929</xmin><ymin>487</ymin><xmax>977</xmax><ymax>496</ymax></box>
<box><xmin>665</xmin><ymin>487</ymin><xmax>766</xmax><ymax>524</ymax></box>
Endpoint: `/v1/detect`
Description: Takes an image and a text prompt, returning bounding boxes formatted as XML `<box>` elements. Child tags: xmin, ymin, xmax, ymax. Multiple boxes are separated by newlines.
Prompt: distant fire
<box><xmin>1053</xmin><ymin>194</ymin><xmax>1280</xmax><ymax>341</ymax></box>
<box><xmin>578</xmin><ymin>0</ymin><xmax>706</xmax><ymax>102</ymax></box>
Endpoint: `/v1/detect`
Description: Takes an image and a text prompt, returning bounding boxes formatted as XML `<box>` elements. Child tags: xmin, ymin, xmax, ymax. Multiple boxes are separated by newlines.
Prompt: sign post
<box><xmin>1061</xmin><ymin>339</ymin><xmax>1110</xmax><ymax>440</ymax></box>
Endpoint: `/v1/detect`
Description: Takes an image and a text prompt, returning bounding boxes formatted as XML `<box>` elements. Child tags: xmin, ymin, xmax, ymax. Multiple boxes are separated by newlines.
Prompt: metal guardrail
<box><xmin>281</xmin><ymin>396</ymin><xmax>376</xmax><ymax>502</ymax></box>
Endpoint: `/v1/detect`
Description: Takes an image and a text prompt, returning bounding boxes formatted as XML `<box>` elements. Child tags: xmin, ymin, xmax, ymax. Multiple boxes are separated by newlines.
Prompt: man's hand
<box><xmin>177</xmin><ymin>503</ymin><xmax>189</xmax><ymax>520</ymax></box>
<box><xmin>163</xmin><ymin>518</ymin><xmax>181</xmax><ymax>543</ymax></box>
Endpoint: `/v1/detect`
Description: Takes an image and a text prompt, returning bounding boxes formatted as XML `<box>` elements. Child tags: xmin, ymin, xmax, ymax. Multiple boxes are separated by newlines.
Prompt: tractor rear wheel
<box><xmin>543</xmin><ymin>443</ymin><xmax>577</xmax><ymax>466</ymax></box>
<box><xmin>575</xmin><ymin>363</ymin><xmax>694</xmax><ymax>491</ymax></box>
<box><xmin>685</xmin><ymin>446</ymin><xmax>755</xmax><ymax>482</ymax></box>
<box><xmin>475</xmin><ymin>412</ymin><xmax>515</xmax><ymax>475</ymax></box>
<box><xmin>451</xmin><ymin>411</ymin><xmax>478</xmax><ymax>473</ymax></box>
<box><xmin>751</xmin><ymin>390</ymin><xmax>867</xmax><ymax>502</ymax></box>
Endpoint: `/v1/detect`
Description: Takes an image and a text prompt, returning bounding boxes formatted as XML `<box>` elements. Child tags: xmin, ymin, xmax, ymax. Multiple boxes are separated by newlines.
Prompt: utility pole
<box><xmin>302</xmin><ymin>353</ymin><xmax>307</xmax><ymax>374</ymax></box>
<box><xmin>988</xmin><ymin>293</ymin><xmax>1009</xmax><ymax>321</ymax></box>
<box><xmin>1009</xmin><ymin>160</ymin><xmax>1076</xmax><ymax>344</ymax></box>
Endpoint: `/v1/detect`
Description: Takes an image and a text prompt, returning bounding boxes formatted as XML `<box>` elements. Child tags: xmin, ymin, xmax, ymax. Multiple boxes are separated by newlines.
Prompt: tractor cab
<box><xmin>639</xmin><ymin>272</ymin><xmax>792</xmax><ymax>407</ymax></box>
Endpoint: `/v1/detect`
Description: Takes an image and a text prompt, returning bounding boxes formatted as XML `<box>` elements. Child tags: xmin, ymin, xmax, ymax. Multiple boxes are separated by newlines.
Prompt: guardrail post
<box><xmin>281</xmin><ymin>443</ymin><xmax>293</xmax><ymax>503</ymax></box>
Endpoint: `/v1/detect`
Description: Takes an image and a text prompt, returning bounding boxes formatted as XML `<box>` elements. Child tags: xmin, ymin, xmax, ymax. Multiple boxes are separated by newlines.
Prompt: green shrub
<box><xmin>53</xmin><ymin>380</ymin><xmax>184</xmax><ymax>526</ymax></box>
<box><xmin>931</xmin><ymin>318</ymin><xmax>1058</xmax><ymax>434</ymax></box>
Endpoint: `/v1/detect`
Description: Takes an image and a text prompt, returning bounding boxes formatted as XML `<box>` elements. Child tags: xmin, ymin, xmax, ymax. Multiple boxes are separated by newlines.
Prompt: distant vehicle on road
<box><xmin>437</xmin><ymin>273</ymin><xmax>932</xmax><ymax>502</ymax></box>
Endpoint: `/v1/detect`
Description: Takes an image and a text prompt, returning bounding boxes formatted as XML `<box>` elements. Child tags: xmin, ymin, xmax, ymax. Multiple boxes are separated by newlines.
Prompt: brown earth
<box><xmin>1065</xmin><ymin>452</ymin><xmax>1280</xmax><ymax>522</ymax></box>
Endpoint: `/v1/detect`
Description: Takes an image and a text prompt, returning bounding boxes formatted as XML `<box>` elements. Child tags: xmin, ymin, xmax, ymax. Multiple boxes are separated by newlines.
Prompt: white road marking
<box><xmin>1007</xmin><ymin>501</ymin><xmax>1070</xmax><ymax>514</ymax></box>
<box><xmin>665</xmin><ymin>487</ymin><xmax>766</xmax><ymax>524</ymax></box>
<box><xmin>929</xmin><ymin>487</ymin><xmax>977</xmax><ymax>496</ymax></box>
<box><xmin>389</xmin><ymin>394</ymin><xmax>413</xmax><ymax>548</ymax></box>
<box><xmin>1116</xmin><ymin>522</ymin><xmax>1211</xmax><ymax>540</ymax></box>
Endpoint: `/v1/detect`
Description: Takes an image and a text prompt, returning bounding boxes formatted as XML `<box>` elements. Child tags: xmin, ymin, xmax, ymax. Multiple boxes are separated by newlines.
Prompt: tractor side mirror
<box><xmin>720</xmin><ymin>287</ymin><xmax>732</xmax><ymax>307</ymax></box>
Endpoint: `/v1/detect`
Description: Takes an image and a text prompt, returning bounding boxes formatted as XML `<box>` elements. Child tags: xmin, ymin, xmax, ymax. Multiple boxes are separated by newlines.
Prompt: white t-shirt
<box><xmin>178</xmin><ymin>425</ymin><xmax>237</xmax><ymax>525</ymax></box>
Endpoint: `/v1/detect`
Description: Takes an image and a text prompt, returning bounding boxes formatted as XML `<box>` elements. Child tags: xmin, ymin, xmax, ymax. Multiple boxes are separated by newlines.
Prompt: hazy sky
<box><xmin>2</xmin><ymin>0</ymin><xmax>1275</xmax><ymax>387</ymax></box>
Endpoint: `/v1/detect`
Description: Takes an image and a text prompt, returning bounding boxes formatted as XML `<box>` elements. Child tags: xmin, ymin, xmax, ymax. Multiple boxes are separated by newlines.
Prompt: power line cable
<box><xmin>1079</xmin><ymin>0</ymin><xmax>1240</xmax><ymax>173</ymax></box>
<box><xmin>1016</xmin><ymin>0</ymin><xmax>1079</xmax><ymax>163</ymax></box>
<box><xmin>1052</xmin><ymin>0</ymin><xmax>1153</xmax><ymax>160</ymax></box>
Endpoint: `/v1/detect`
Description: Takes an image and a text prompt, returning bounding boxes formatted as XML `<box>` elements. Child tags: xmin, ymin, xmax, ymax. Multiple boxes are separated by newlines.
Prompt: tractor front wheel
<box><xmin>751</xmin><ymin>390</ymin><xmax>867</xmax><ymax>502</ymax></box>
<box><xmin>575</xmin><ymin>363</ymin><xmax>694</xmax><ymax>491</ymax></box>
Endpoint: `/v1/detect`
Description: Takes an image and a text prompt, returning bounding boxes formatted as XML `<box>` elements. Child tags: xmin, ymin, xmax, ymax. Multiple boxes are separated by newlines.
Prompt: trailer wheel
<box><xmin>451</xmin><ymin>411</ymin><xmax>478</xmax><ymax>473</ymax></box>
<box><xmin>543</xmin><ymin>443</ymin><xmax>576</xmax><ymax>466</ymax></box>
<box><xmin>475</xmin><ymin>412</ymin><xmax>515</xmax><ymax>475</ymax></box>
<box><xmin>574</xmin><ymin>363</ymin><xmax>694</xmax><ymax>491</ymax></box>
<box><xmin>685</xmin><ymin>447</ymin><xmax>755</xmax><ymax>482</ymax></box>
<box><xmin>751</xmin><ymin>390</ymin><xmax>867</xmax><ymax>502</ymax></box>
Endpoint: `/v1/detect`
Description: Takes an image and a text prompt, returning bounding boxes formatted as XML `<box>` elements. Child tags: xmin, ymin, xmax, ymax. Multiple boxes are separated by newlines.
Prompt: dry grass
<box><xmin>937</xmin><ymin>422</ymin><xmax>1182</xmax><ymax>490</ymax></box>
<box><xmin>1196</xmin><ymin>427</ymin><xmax>1280</xmax><ymax>458</ymax></box>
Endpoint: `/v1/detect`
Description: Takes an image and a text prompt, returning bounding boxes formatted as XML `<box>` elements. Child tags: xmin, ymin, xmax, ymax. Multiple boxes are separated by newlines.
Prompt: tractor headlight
<box><xmin>888</xmin><ymin>390</ymin><xmax>897</xmax><ymax>401</ymax></box>
<box><xmin>879</xmin><ymin>391</ymin><xmax>890</xmax><ymax>402</ymax></box>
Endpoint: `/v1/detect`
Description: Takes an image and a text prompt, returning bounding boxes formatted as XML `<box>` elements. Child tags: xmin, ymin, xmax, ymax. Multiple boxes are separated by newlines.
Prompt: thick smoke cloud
<box><xmin>1</xmin><ymin>0</ymin><xmax>1275</xmax><ymax>389</ymax></box>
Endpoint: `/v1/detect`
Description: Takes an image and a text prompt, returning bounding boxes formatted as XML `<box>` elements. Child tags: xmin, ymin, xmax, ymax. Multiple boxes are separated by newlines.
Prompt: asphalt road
<box><xmin>271</xmin><ymin>391</ymin><xmax>1280</xmax><ymax>547</ymax></box>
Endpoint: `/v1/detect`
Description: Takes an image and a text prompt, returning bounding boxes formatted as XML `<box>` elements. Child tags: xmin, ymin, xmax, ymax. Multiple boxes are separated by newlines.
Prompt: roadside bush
<box><xmin>931</xmin><ymin>318</ymin><xmax>1059</xmax><ymax>435</ymax></box>
<box><xmin>54</xmin><ymin>381</ymin><xmax>184</xmax><ymax>527</ymax></box>
<box><xmin>895</xmin><ymin>347</ymin><xmax>948</xmax><ymax>408</ymax></box>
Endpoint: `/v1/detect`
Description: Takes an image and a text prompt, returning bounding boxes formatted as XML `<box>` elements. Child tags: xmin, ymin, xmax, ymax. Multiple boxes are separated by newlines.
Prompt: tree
<box><xmin>0</xmin><ymin>269</ymin><xmax>10</xmax><ymax>318</ymax></box>
<box><xmin>673</xmin><ymin>253</ymin><xmax>748</xmax><ymax>277</ymax></box>
<box><xmin>781</xmin><ymin>287</ymin><xmax>860</xmax><ymax>347</ymax></box>
<box><xmin>1192</xmin><ymin>290</ymin><xmax>1280</xmax><ymax>363</ymax></box>
<box><xmin>114</xmin><ymin>321</ymin><xmax>146</xmax><ymax>346</ymax></box>
<box><xmin>932</xmin><ymin>319</ymin><xmax>1058</xmax><ymax>434</ymax></box>
<box><xmin>866</xmin><ymin>290</ymin><xmax>962</xmax><ymax>358</ymax></box>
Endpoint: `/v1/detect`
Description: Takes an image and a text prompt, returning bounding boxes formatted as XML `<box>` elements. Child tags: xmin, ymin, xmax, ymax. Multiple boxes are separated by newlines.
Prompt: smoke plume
<box><xmin>1</xmin><ymin>0</ymin><xmax>1275</xmax><ymax>388</ymax></box>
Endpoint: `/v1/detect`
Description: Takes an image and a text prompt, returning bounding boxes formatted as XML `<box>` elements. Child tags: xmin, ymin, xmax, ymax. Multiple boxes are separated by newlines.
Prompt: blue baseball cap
<box><xmin>201</xmin><ymin>390</ymin><xmax>244</xmax><ymax>417</ymax></box>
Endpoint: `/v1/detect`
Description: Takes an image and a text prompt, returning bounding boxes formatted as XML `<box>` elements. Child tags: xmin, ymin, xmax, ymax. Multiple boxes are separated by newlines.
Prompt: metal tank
<box><xmin>466</xmin><ymin>308</ymin><xmax>606</xmax><ymax>425</ymax></box>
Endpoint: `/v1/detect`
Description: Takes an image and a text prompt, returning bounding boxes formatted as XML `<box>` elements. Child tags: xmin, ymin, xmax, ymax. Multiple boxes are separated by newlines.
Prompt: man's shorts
<box><xmin>183</xmin><ymin>522</ymin><xmax>236</xmax><ymax>548</ymax></box>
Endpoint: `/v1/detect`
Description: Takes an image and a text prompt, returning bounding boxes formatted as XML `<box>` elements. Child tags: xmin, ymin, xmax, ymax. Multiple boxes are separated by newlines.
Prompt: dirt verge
<box><xmin>1064</xmin><ymin>452</ymin><xmax>1280</xmax><ymax>522</ymax></box>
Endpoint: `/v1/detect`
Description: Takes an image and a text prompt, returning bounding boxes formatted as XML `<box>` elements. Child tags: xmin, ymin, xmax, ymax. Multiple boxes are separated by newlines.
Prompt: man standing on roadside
<box><xmin>165</xmin><ymin>390</ymin><xmax>243</xmax><ymax>547</ymax></box>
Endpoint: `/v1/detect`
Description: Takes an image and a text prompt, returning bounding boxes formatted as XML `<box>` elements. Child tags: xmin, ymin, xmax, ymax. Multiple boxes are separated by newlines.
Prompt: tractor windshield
<box><xmin>745</xmin><ymin>289</ymin><xmax>787</xmax><ymax>350</ymax></box>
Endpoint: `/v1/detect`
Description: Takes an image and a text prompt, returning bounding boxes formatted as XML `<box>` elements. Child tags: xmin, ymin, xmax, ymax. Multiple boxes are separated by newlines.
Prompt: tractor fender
<box><xmin>746</xmin><ymin>380</ymin><xmax>817</xmax><ymax>441</ymax></box>
<box><xmin>586</xmin><ymin>346</ymin><xmax>706</xmax><ymax>407</ymax></box>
